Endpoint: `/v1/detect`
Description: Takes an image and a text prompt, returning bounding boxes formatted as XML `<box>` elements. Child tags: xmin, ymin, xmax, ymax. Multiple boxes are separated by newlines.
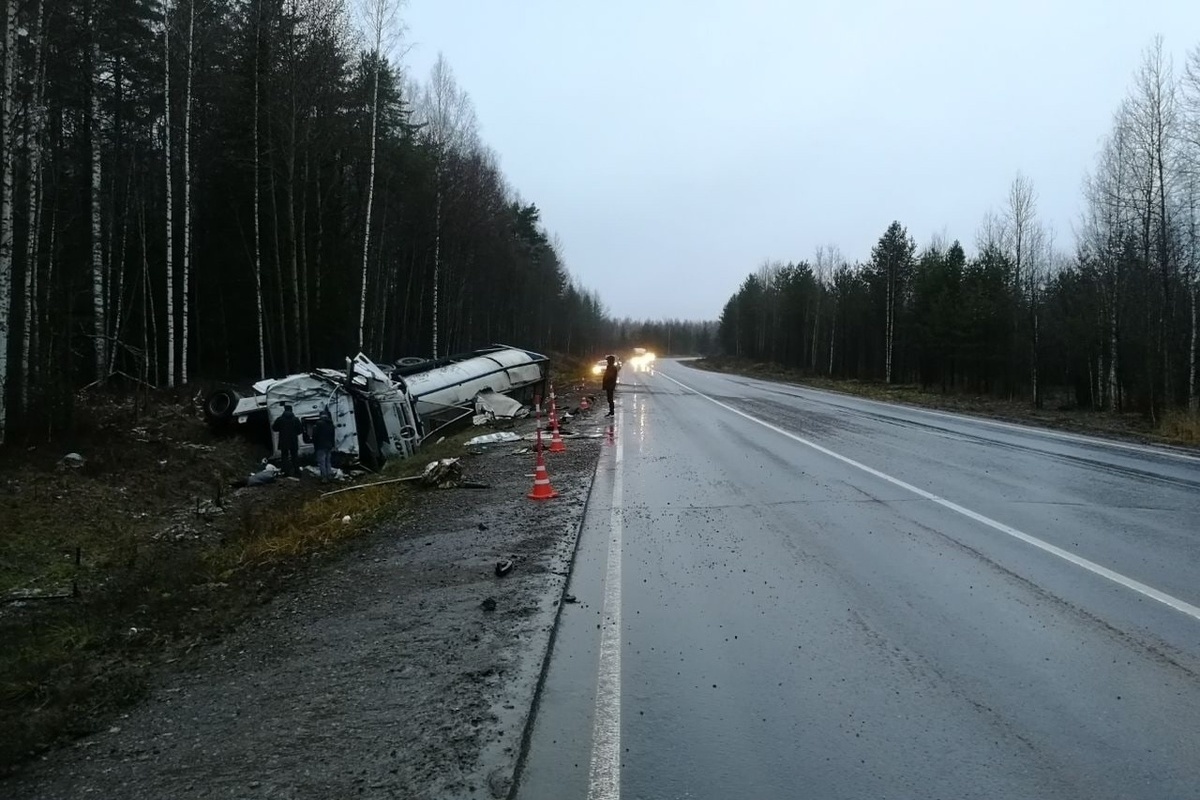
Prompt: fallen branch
<box><xmin>319</xmin><ymin>474</ymin><xmax>424</xmax><ymax>498</ymax></box>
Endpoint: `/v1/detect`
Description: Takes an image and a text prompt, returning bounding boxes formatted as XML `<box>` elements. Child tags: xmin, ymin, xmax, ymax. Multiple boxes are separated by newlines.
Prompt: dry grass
<box><xmin>0</xmin><ymin>414</ymin><xmax>480</xmax><ymax>773</ymax></box>
<box><xmin>1159</xmin><ymin>409</ymin><xmax>1200</xmax><ymax>445</ymax></box>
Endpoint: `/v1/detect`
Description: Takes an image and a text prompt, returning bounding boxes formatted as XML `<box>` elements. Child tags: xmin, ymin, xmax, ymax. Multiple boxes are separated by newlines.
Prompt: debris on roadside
<box><xmin>232</xmin><ymin>465</ymin><xmax>279</xmax><ymax>488</ymax></box>
<box><xmin>301</xmin><ymin>465</ymin><xmax>347</xmax><ymax>482</ymax></box>
<box><xmin>563</xmin><ymin>594</ymin><xmax>577</xmax><ymax>604</ymax></box>
<box><xmin>480</xmin><ymin>597</ymin><xmax>498</xmax><ymax>613</ymax></box>
<box><xmin>57</xmin><ymin>453</ymin><xmax>86</xmax><ymax>470</ymax></box>
<box><xmin>472</xmin><ymin>390</ymin><xmax>530</xmax><ymax>426</ymax></box>
<box><xmin>494</xmin><ymin>559</ymin><xmax>514</xmax><ymax>578</ymax></box>
<box><xmin>465</xmin><ymin>431</ymin><xmax>523</xmax><ymax>448</ymax></box>
<box><xmin>422</xmin><ymin>458</ymin><xmax>464</xmax><ymax>489</ymax></box>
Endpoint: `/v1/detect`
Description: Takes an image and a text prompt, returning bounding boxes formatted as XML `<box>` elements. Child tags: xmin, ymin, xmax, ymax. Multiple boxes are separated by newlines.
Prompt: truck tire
<box><xmin>204</xmin><ymin>387</ymin><xmax>243</xmax><ymax>427</ymax></box>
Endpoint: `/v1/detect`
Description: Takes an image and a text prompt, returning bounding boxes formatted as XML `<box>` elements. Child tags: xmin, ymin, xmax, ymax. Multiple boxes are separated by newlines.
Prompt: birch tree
<box><xmin>357</xmin><ymin>0</ymin><xmax>400</xmax><ymax>352</ymax></box>
<box><xmin>181</xmin><ymin>0</ymin><xmax>194</xmax><ymax>383</ymax></box>
<box><xmin>163</xmin><ymin>0</ymin><xmax>175</xmax><ymax>386</ymax></box>
<box><xmin>0</xmin><ymin>0</ymin><xmax>16</xmax><ymax>442</ymax></box>
<box><xmin>90</xmin><ymin>3</ymin><xmax>106</xmax><ymax>381</ymax></box>
<box><xmin>20</xmin><ymin>0</ymin><xmax>44</xmax><ymax>410</ymax></box>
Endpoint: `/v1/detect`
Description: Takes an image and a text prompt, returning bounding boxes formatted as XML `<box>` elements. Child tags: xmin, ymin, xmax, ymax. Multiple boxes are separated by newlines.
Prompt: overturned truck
<box><xmin>203</xmin><ymin>345</ymin><xmax>549</xmax><ymax>470</ymax></box>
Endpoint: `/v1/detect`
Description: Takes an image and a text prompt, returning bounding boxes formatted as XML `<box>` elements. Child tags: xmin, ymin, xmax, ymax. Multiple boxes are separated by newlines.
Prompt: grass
<box><xmin>694</xmin><ymin>356</ymin><xmax>1200</xmax><ymax>449</ymax></box>
<box><xmin>0</xmin><ymin>419</ymin><xmax>478</xmax><ymax>775</ymax></box>
<box><xmin>1159</xmin><ymin>409</ymin><xmax>1200</xmax><ymax>445</ymax></box>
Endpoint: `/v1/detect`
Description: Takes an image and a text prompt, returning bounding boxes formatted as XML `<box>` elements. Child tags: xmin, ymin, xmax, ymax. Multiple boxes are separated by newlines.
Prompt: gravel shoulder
<box><xmin>5</xmin><ymin>434</ymin><xmax>603</xmax><ymax>800</ymax></box>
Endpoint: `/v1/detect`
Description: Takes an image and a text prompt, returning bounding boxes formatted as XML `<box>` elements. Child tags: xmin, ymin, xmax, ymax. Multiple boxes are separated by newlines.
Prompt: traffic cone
<box><xmin>548</xmin><ymin>384</ymin><xmax>566</xmax><ymax>453</ymax></box>
<box><xmin>549</xmin><ymin>424</ymin><xmax>566</xmax><ymax>453</ymax></box>
<box><xmin>528</xmin><ymin>425</ymin><xmax>559</xmax><ymax>500</ymax></box>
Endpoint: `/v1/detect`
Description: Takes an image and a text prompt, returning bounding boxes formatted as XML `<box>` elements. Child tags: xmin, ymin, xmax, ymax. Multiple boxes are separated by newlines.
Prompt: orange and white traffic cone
<box><xmin>548</xmin><ymin>385</ymin><xmax>566</xmax><ymax>453</ymax></box>
<box><xmin>528</xmin><ymin>421</ymin><xmax>559</xmax><ymax>500</ymax></box>
<box><xmin>549</xmin><ymin>423</ymin><xmax>566</xmax><ymax>453</ymax></box>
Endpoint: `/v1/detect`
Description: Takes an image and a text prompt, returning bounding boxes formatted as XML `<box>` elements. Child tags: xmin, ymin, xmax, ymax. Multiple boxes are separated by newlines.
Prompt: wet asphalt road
<box><xmin>518</xmin><ymin>360</ymin><xmax>1200</xmax><ymax>800</ymax></box>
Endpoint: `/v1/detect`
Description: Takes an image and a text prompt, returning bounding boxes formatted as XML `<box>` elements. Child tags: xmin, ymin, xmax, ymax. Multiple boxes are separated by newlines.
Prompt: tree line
<box><xmin>0</xmin><ymin>0</ymin><xmax>613</xmax><ymax>444</ymax></box>
<box><xmin>718</xmin><ymin>37</ymin><xmax>1200</xmax><ymax>421</ymax></box>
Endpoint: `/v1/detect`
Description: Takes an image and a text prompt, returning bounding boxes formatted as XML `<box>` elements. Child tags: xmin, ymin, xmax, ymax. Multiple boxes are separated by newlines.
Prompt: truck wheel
<box><xmin>204</xmin><ymin>388</ymin><xmax>243</xmax><ymax>426</ymax></box>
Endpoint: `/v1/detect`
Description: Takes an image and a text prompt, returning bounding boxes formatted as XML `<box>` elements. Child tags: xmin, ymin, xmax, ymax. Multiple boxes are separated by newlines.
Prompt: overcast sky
<box><xmin>401</xmin><ymin>0</ymin><xmax>1200</xmax><ymax>321</ymax></box>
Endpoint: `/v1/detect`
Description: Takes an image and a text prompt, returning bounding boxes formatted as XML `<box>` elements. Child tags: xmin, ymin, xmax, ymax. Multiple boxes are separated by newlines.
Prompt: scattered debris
<box><xmin>480</xmin><ymin>597</ymin><xmax>497</xmax><ymax>613</ymax></box>
<box><xmin>472</xmin><ymin>390</ymin><xmax>529</xmax><ymax>425</ymax></box>
<box><xmin>494</xmin><ymin>559</ymin><xmax>514</xmax><ymax>578</ymax></box>
<box><xmin>465</xmin><ymin>431</ymin><xmax>523</xmax><ymax>447</ymax></box>
<box><xmin>194</xmin><ymin>500</ymin><xmax>225</xmax><ymax>518</ymax></box>
<box><xmin>301</xmin><ymin>465</ymin><xmax>347</xmax><ymax>482</ymax></box>
<box><xmin>57</xmin><ymin>453</ymin><xmax>86</xmax><ymax>470</ymax></box>
<box><xmin>477</xmin><ymin>522</ymin><xmax>488</xmax><ymax>531</ymax></box>
<box><xmin>341</xmin><ymin>515</ymin><xmax>352</xmax><ymax>525</ymax></box>
<box><xmin>422</xmin><ymin>458</ymin><xmax>464</xmax><ymax>489</ymax></box>
<box><xmin>563</xmin><ymin>594</ymin><xmax>578</xmax><ymax>604</ymax></box>
<box><xmin>232</xmin><ymin>467</ymin><xmax>278</xmax><ymax>488</ymax></box>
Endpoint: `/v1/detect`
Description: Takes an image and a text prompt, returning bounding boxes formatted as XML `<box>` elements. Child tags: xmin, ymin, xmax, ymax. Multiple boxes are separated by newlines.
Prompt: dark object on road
<box><xmin>480</xmin><ymin>597</ymin><xmax>497</xmax><ymax>612</ymax></box>
<box><xmin>495</xmin><ymin>559</ymin><xmax>514</xmax><ymax>577</ymax></box>
<box><xmin>461</xmin><ymin>480</ymin><xmax>490</xmax><ymax>489</ymax></box>
<box><xmin>563</xmin><ymin>594</ymin><xmax>578</xmax><ymax>604</ymax></box>
<box><xmin>478</xmin><ymin>522</ymin><xmax>489</xmax><ymax>531</ymax></box>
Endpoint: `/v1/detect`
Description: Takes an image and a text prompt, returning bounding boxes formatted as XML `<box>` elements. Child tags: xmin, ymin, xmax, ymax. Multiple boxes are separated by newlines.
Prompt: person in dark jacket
<box><xmin>602</xmin><ymin>354</ymin><xmax>619</xmax><ymax>417</ymax></box>
<box><xmin>272</xmin><ymin>404</ymin><xmax>303</xmax><ymax>477</ymax></box>
<box><xmin>313</xmin><ymin>409</ymin><xmax>336</xmax><ymax>483</ymax></box>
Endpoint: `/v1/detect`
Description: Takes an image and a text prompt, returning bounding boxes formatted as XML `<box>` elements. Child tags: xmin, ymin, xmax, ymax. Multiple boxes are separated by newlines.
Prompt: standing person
<box><xmin>602</xmin><ymin>354</ymin><xmax>619</xmax><ymax>417</ymax></box>
<box><xmin>313</xmin><ymin>409</ymin><xmax>336</xmax><ymax>483</ymax></box>
<box><xmin>272</xmin><ymin>403</ymin><xmax>303</xmax><ymax>477</ymax></box>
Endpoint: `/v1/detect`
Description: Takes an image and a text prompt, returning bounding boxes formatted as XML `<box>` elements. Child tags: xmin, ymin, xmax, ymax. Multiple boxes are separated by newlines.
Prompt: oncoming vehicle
<box><xmin>628</xmin><ymin>347</ymin><xmax>657</xmax><ymax>371</ymax></box>
<box><xmin>591</xmin><ymin>356</ymin><xmax>622</xmax><ymax>377</ymax></box>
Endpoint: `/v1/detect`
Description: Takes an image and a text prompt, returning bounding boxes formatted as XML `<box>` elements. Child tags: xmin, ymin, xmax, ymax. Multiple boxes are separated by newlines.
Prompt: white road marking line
<box><xmin>657</xmin><ymin>371</ymin><xmax>1200</xmax><ymax>624</ymax></box>
<box><xmin>711</xmin><ymin>365</ymin><xmax>1200</xmax><ymax>465</ymax></box>
<box><xmin>586</xmin><ymin>405</ymin><xmax>623</xmax><ymax>800</ymax></box>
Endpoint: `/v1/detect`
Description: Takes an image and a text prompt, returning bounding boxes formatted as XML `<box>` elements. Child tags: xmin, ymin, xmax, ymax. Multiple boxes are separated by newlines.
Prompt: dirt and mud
<box><xmin>4</xmin><ymin>407</ymin><xmax>607</xmax><ymax>799</ymax></box>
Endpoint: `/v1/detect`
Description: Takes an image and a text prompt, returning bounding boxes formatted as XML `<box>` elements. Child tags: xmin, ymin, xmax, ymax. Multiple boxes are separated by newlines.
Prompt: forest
<box><xmin>718</xmin><ymin>39</ymin><xmax>1200</xmax><ymax>422</ymax></box>
<box><xmin>0</xmin><ymin>0</ymin><xmax>619</xmax><ymax>445</ymax></box>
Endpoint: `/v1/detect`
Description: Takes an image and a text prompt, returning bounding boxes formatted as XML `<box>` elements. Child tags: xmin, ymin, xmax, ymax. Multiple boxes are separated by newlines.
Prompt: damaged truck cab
<box><xmin>203</xmin><ymin>346</ymin><xmax>548</xmax><ymax>470</ymax></box>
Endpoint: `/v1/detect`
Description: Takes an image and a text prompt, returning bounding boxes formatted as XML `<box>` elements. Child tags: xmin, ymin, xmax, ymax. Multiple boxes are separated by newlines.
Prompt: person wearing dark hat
<box><xmin>602</xmin><ymin>354</ymin><xmax>619</xmax><ymax>417</ymax></box>
<box><xmin>272</xmin><ymin>403</ymin><xmax>303</xmax><ymax>477</ymax></box>
<box><xmin>313</xmin><ymin>408</ymin><xmax>336</xmax><ymax>483</ymax></box>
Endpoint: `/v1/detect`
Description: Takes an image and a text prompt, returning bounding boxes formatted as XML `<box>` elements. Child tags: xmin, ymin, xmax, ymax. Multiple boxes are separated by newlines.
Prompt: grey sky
<box><xmin>402</xmin><ymin>0</ymin><xmax>1200</xmax><ymax>321</ymax></box>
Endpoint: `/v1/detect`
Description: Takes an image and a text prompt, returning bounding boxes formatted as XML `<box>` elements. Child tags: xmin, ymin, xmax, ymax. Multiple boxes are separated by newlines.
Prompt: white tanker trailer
<box><xmin>203</xmin><ymin>345</ymin><xmax>549</xmax><ymax>470</ymax></box>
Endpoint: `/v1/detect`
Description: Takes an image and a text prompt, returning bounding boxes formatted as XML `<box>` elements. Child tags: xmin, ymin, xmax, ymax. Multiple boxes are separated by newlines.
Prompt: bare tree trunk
<box><xmin>885</xmin><ymin>255</ymin><xmax>893</xmax><ymax>384</ymax></box>
<box><xmin>181</xmin><ymin>0</ymin><xmax>193</xmax><ymax>384</ymax></box>
<box><xmin>1190</xmin><ymin>283</ymin><xmax>1198</xmax><ymax>413</ymax></box>
<box><xmin>299</xmin><ymin>147</ymin><xmax>310</xmax><ymax>364</ymax></box>
<box><xmin>828</xmin><ymin>300</ymin><xmax>836</xmax><ymax>377</ymax></box>
<box><xmin>90</xmin><ymin>34</ymin><xmax>106</xmax><ymax>381</ymax></box>
<box><xmin>285</xmin><ymin>126</ymin><xmax>301</xmax><ymax>366</ymax></box>
<box><xmin>0</xmin><ymin>0</ymin><xmax>16</xmax><ymax>442</ymax></box>
<box><xmin>20</xmin><ymin>0</ymin><xmax>45</xmax><ymax>412</ymax></box>
<box><xmin>108</xmin><ymin>164</ymin><xmax>133</xmax><ymax>376</ymax></box>
<box><xmin>432</xmin><ymin>177</ymin><xmax>440</xmax><ymax>357</ymax></box>
<box><xmin>358</xmin><ymin>57</ymin><xmax>380</xmax><ymax>352</ymax></box>
<box><xmin>252</xmin><ymin>6</ymin><xmax>265</xmax><ymax>378</ymax></box>
<box><xmin>163</xmin><ymin>2</ymin><xmax>175</xmax><ymax>386</ymax></box>
<box><xmin>141</xmin><ymin>198</ymin><xmax>159</xmax><ymax>387</ymax></box>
